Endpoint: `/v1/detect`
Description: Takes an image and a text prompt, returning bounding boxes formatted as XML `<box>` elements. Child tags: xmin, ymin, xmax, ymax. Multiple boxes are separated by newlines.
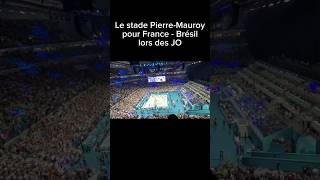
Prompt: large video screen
<box><xmin>148</xmin><ymin>76</ymin><xmax>166</xmax><ymax>83</ymax></box>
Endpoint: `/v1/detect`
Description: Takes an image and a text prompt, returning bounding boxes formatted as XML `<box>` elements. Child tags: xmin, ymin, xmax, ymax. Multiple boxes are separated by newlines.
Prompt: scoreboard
<box><xmin>148</xmin><ymin>76</ymin><xmax>166</xmax><ymax>83</ymax></box>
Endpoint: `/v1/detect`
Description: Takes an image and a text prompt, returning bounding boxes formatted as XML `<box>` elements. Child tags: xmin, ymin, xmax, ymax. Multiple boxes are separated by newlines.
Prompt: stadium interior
<box><xmin>211</xmin><ymin>0</ymin><xmax>320</xmax><ymax>179</ymax></box>
<box><xmin>0</xmin><ymin>0</ymin><xmax>109</xmax><ymax>179</ymax></box>
<box><xmin>1</xmin><ymin>0</ymin><xmax>320</xmax><ymax>179</ymax></box>
<box><xmin>110</xmin><ymin>61</ymin><xmax>210</xmax><ymax>119</ymax></box>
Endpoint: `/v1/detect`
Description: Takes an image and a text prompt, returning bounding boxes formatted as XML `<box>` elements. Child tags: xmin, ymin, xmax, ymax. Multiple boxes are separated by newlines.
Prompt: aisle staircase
<box><xmin>77</xmin><ymin>115</ymin><xmax>110</xmax><ymax>179</ymax></box>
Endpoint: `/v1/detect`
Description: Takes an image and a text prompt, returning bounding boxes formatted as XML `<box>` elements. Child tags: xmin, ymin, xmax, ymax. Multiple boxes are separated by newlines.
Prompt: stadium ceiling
<box><xmin>110</xmin><ymin>61</ymin><xmax>130</xmax><ymax>69</ymax></box>
<box><xmin>131</xmin><ymin>61</ymin><xmax>191</xmax><ymax>65</ymax></box>
<box><xmin>211</xmin><ymin>0</ymin><xmax>243</xmax><ymax>7</ymax></box>
<box><xmin>61</xmin><ymin>0</ymin><xmax>94</xmax><ymax>10</ymax></box>
<box><xmin>211</xmin><ymin>0</ymin><xmax>283</xmax><ymax>9</ymax></box>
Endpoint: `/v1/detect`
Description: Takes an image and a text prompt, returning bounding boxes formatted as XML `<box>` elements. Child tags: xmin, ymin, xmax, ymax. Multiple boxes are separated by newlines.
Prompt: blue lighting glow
<box><xmin>205</xmin><ymin>85</ymin><xmax>211</xmax><ymax>92</ymax></box>
<box><xmin>51</xmin><ymin>52</ymin><xmax>63</xmax><ymax>61</ymax></box>
<box><xmin>210</xmin><ymin>59</ymin><xmax>241</xmax><ymax>69</ymax></box>
<box><xmin>186</xmin><ymin>91</ymin><xmax>193</xmax><ymax>99</ymax></box>
<box><xmin>97</xmin><ymin>25</ymin><xmax>109</xmax><ymax>48</ymax></box>
<box><xmin>218</xmin><ymin>4</ymin><xmax>232</xmax><ymax>12</ymax></box>
<box><xmin>35</xmin><ymin>51</ymin><xmax>49</xmax><ymax>59</ymax></box>
<box><xmin>149</xmin><ymin>83</ymin><xmax>160</xmax><ymax>88</ymax></box>
<box><xmin>47</xmin><ymin>71</ymin><xmax>62</xmax><ymax>80</ymax></box>
<box><xmin>210</xmin><ymin>60</ymin><xmax>224</xmax><ymax>67</ymax></box>
<box><xmin>139</xmin><ymin>70</ymin><xmax>145</xmax><ymax>76</ymax></box>
<box><xmin>309</xmin><ymin>81</ymin><xmax>319</xmax><ymax>93</ymax></box>
<box><xmin>95</xmin><ymin>63</ymin><xmax>105</xmax><ymax>72</ymax></box>
<box><xmin>170</xmin><ymin>78</ymin><xmax>186</xmax><ymax>85</ymax></box>
<box><xmin>9</xmin><ymin>107</ymin><xmax>25</xmax><ymax>117</ymax></box>
<box><xmin>10</xmin><ymin>58</ymin><xmax>38</xmax><ymax>76</ymax></box>
<box><xmin>226</xmin><ymin>61</ymin><xmax>241</xmax><ymax>69</ymax></box>
<box><xmin>31</xmin><ymin>25</ymin><xmax>49</xmax><ymax>41</ymax></box>
<box><xmin>118</xmin><ymin>69</ymin><xmax>127</xmax><ymax>75</ymax></box>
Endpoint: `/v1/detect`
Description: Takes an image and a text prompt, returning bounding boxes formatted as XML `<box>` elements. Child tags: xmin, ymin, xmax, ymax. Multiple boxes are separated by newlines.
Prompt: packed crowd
<box><xmin>182</xmin><ymin>82</ymin><xmax>210</xmax><ymax>104</ymax></box>
<box><xmin>0</xmin><ymin>8</ymin><xmax>110</xmax><ymax>179</ymax></box>
<box><xmin>222</xmin><ymin>76</ymin><xmax>287</xmax><ymax>136</ymax></box>
<box><xmin>212</xmin><ymin>162</ymin><xmax>320</xmax><ymax>180</ymax></box>
<box><xmin>243</xmin><ymin>62</ymin><xmax>320</xmax><ymax>127</ymax></box>
<box><xmin>247</xmin><ymin>64</ymin><xmax>309</xmax><ymax>116</ymax></box>
<box><xmin>110</xmin><ymin>79</ymin><xmax>211</xmax><ymax>119</ymax></box>
<box><xmin>181</xmin><ymin>88</ymin><xmax>208</xmax><ymax>105</ymax></box>
<box><xmin>133</xmin><ymin>114</ymin><xmax>209</xmax><ymax>119</ymax></box>
<box><xmin>110</xmin><ymin>83</ymin><xmax>179</xmax><ymax>119</ymax></box>
<box><xmin>0</xmin><ymin>65</ymin><xmax>99</xmax><ymax>145</ymax></box>
<box><xmin>237</xmin><ymin>94</ymin><xmax>286</xmax><ymax>136</ymax></box>
<box><xmin>219</xmin><ymin>100</ymin><xmax>238</xmax><ymax>124</ymax></box>
<box><xmin>110</xmin><ymin>83</ymin><xmax>140</xmax><ymax>106</ymax></box>
<box><xmin>0</xmin><ymin>83</ymin><xmax>107</xmax><ymax>179</ymax></box>
<box><xmin>0</xmin><ymin>40</ymin><xmax>106</xmax><ymax>145</ymax></box>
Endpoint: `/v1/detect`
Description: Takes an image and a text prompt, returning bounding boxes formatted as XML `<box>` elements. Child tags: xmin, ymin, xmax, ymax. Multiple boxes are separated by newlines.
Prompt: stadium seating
<box><xmin>110</xmin><ymin>78</ymin><xmax>210</xmax><ymax>119</ymax></box>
